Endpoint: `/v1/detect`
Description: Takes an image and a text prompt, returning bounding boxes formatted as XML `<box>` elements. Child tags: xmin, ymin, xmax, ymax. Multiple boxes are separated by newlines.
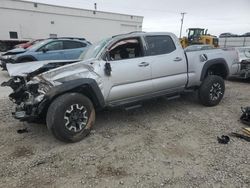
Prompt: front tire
<box><xmin>198</xmin><ymin>75</ymin><xmax>225</xmax><ymax>107</ymax></box>
<box><xmin>46</xmin><ymin>93</ymin><xmax>95</xmax><ymax>143</ymax></box>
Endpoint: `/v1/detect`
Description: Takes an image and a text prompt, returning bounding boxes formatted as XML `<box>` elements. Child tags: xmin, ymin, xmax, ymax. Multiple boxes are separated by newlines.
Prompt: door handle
<box><xmin>174</xmin><ymin>57</ymin><xmax>182</xmax><ymax>62</ymax></box>
<box><xmin>139</xmin><ymin>62</ymin><xmax>149</xmax><ymax>67</ymax></box>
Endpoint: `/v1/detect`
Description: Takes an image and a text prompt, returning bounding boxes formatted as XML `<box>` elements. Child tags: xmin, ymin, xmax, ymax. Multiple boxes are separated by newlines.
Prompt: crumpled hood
<box><xmin>40</xmin><ymin>58</ymin><xmax>98</xmax><ymax>83</ymax></box>
<box><xmin>7</xmin><ymin>59</ymin><xmax>80</xmax><ymax>77</ymax></box>
<box><xmin>3</xmin><ymin>48</ymin><xmax>27</xmax><ymax>55</ymax></box>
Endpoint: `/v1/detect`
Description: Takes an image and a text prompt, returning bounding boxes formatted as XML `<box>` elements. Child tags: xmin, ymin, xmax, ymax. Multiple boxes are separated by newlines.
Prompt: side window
<box><xmin>108</xmin><ymin>38</ymin><xmax>143</xmax><ymax>61</ymax></box>
<box><xmin>63</xmin><ymin>41</ymin><xmax>87</xmax><ymax>49</ymax></box>
<box><xmin>43</xmin><ymin>41</ymin><xmax>63</xmax><ymax>51</ymax></box>
<box><xmin>145</xmin><ymin>35</ymin><xmax>176</xmax><ymax>56</ymax></box>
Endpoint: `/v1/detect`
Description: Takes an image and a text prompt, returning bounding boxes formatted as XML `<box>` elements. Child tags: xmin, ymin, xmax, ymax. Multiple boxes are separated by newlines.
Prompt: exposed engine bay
<box><xmin>1</xmin><ymin>75</ymin><xmax>53</xmax><ymax>121</ymax></box>
<box><xmin>1</xmin><ymin>60</ymin><xmax>80</xmax><ymax>121</ymax></box>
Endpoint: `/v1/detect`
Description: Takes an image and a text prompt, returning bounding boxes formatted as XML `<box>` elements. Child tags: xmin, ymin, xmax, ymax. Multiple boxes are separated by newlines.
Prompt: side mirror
<box><xmin>104</xmin><ymin>53</ymin><xmax>112</xmax><ymax>76</ymax></box>
<box><xmin>105</xmin><ymin>62</ymin><xmax>112</xmax><ymax>76</ymax></box>
<box><xmin>42</xmin><ymin>48</ymin><xmax>48</xmax><ymax>53</ymax></box>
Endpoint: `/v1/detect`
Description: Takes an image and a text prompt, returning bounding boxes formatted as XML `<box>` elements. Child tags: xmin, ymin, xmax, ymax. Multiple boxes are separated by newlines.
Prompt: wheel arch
<box><xmin>16</xmin><ymin>55</ymin><xmax>37</xmax><ymax>63</ymax></box>
<box><xmin>200</xmin><ymin>58</ymin><xmax>229</xmax><ymax>81</ymax></box>
<box><xmin>38</xmin><ymin>78</ymin><xmax>105</xmax><ymax>118</ymax></box>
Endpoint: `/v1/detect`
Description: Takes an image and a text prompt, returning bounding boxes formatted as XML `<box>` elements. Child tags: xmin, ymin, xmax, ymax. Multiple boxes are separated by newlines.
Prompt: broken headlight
<box><xmin>26</xmin><ymin>76</ymin><xmax>52</xmax><ymax>104</ymax></box>
<box><xmin>1</xmin><ymin>55</ymin><xmax>15</xmax><ymax>59</ymax></box>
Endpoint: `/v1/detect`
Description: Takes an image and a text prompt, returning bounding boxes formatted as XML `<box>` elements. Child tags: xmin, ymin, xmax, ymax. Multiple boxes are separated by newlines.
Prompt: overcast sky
<box><xmin>25</xmin><ymin>0</ymin><xmax>250</xmax><ymax>37</ymax></box>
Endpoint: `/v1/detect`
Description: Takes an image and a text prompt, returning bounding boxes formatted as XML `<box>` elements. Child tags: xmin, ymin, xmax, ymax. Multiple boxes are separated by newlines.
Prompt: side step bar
<box><xmin>124</xmin><ymin>94</ymin><xmax>181</xmax><ymax>111</ymax></box>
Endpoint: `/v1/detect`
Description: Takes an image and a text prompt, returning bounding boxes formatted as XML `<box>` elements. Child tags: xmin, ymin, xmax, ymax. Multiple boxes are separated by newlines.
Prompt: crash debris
<box><xmin>17</xmin><ymin>128</ymin><xmax>29</xmax><ymax>134</ymax></box>
<box><xmin>242</xmin><ymin>127</ymin><xmax>250</xmax><ymax>136</ymax></box>
<box><xmin>240</xmin><ymin>106</ymin><xmax>250</xmax><ymax>126</ymax></box>
<box><xmin>230</xmin><ymin>132</ymin><xmax>250</xmax><ymax>142</ymax></box>
<box><xmin>217</xmin><ymin>135</ymin><xmax>230</xmax><ymax>144</ymax></box>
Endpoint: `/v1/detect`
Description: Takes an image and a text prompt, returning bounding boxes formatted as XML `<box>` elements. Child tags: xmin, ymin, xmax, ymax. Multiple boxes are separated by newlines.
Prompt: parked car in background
<box><xmin>2</xmin><ymin>32</ymin><xmax>240</xmax><ymax>142</ymax></box>
<box><xmin>0</xmin><ymin>37</ymin><xmax>91</xmax><ymax>70</ymax></box>
<box><xmin>184</xmin><ymin>44</ymin><xmax>214</xmax><ymax>52</ymax></box>
<box><xmin>219</xmin><ymin>33</ymin><xmax>238</xmax><ymax>38</ymax></box>
<box><xmin>242</xmin><ymin>32</ymin><xmax>250</xmax><ymax>37</ymax></box>
<box><xmin>14</xmin><ymin>39</ymin><xmax>44</xmax><ymax>49</ymax></box>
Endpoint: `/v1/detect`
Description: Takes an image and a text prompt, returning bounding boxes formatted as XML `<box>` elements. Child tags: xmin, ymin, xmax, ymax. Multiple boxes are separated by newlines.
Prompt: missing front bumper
<box><xmin>12</xmin><ymin>108</ymin><xmax>39</xmax><ymax>122</ymax></box>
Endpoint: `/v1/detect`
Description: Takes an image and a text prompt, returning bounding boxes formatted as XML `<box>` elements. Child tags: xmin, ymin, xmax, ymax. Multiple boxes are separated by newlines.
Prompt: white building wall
<box><xmin>0</xmin><ymin>0</ymin><xmax>143</xmax><ymax>43</ymax></box>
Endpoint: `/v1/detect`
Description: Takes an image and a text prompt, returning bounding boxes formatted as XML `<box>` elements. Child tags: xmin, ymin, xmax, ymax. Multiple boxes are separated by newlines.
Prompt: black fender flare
<box><xmin>200</xmin><ymin>58</ymin><xmax>229</xmax><ymax>81</ymax></box>
<box><xmin>38</xmin><ymin>78</ymin><xmax>105</xmax><ymax>115</ymax></box>
<box><xmin>16</xmin><ymin>55</ymin><xmax>37</xmax><ymax>63</ymax></box>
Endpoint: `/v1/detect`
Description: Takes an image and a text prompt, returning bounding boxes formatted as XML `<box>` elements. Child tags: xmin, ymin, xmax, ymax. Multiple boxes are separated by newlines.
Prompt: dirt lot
<box><xmin>0</xmin><ymin>71</ymin><xmax>249</xmax><ymax>188</ymax></box>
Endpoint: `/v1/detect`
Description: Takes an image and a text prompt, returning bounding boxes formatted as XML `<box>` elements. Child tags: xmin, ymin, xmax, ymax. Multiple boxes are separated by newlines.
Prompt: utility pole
<box><xmin>179</xmin><ymin>12</ymin><xmax>187</xmax><ymax>38</ymax></box>
<box><xmin>93</xmin><ymin>3</ymin><xmax>97</xmax><ymax>14</ymax></box>
<box><xmin>94</xmin><ymin>3</ymin><xmax>97</xmax><ymax>11</ymax></box>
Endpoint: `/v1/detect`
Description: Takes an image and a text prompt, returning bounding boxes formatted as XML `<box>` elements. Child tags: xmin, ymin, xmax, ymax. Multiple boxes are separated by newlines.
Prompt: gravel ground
<box><xmin>0</xmin><ymin>71</ymin><xmax>249</xmax><ymax>188</ymax></box>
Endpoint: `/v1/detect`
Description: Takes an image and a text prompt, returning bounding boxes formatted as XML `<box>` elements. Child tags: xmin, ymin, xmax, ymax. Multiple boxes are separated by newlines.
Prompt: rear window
<box><xmin>145</xmin><ymin>35</ymin><xmax>176</xmax><ymax>56</ymax></box>
<box><xmin>63</xmin><ymin>41</ymin><xmax>87</xmax><ymax>49</ymax></box>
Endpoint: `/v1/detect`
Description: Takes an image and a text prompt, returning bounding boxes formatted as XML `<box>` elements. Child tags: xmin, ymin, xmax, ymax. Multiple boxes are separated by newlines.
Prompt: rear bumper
<box><xmin>233</xmin><ymin>61</ymin><xmax>250</xmax><ymax>79</ymax></box>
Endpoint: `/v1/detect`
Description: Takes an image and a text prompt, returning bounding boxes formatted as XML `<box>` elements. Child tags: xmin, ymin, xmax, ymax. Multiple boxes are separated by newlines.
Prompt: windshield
<box><xmin>188</xmin><ymin>29</ymin><xmax>205</xmax><ymax>38</ymax></box>
<box><xmin>27</xmin><ymin>40</ymin><xmax>50</xmax><ymax>50</ymax></box>
<box><xmin>79</xmin><ymin>38</ymin><xmax>112</xmax><ymax>60</ymax></box>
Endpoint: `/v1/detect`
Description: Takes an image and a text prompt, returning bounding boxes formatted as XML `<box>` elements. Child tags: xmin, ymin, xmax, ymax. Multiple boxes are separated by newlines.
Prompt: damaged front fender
<box><xmin>2</xmin><ymin>76</ymin><xmax>105</xmax><ymax>122</ymax></box>
<box><xmin>37</xmin><ymin>78</ymin><xmax>105</xmax><ymax>116</ymax></box>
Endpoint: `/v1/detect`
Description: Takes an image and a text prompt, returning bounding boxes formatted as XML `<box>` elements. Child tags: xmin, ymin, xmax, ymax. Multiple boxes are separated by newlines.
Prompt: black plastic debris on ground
<box><xmin>240</xmin><ymin>107</ymin><xmax>250</xmax><ymax>126</ymax></box>
<box><xmin>230</xmin><ymin>132</ymin><xmax>250</xmax><ymax>142</ymax></box>
<box><xmin>17</xmin><ymin>128</ymin><xmax>29</xmax><ymax>134</ymax></box>
<box><xmin>217</xmin><ymin>135</ymin><xmax>230</xmax><ymax>144</ymax></box>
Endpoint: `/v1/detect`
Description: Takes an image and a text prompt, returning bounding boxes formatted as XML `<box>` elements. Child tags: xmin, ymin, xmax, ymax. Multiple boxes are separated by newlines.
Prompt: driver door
<box><xmin>106</xmin><ymin>37</ymin><xmax>153</xmax><ymax>103</ymax></box>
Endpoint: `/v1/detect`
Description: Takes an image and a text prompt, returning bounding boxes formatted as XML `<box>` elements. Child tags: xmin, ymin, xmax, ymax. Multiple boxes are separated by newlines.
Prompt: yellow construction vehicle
<box><xmin>180</xmin><ymin>28</ymin><xmax>219</xmax><ymax>48</ymax></box>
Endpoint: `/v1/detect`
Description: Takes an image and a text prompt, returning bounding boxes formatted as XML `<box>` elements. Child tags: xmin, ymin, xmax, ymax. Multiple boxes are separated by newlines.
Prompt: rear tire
<box><xmin>46</xmin><ymin>93</ymin><xmax>95</xmax><ymax>143</ymax></box>
<box><xmin>198</xmin><ymin>75</ymin><xmax>225</xmax><ymax>107</ymax></box>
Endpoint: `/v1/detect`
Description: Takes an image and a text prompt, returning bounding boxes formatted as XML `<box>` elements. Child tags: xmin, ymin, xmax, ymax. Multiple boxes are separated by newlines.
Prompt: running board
<box><xmin>124</xmin><ymin>95</ymin><xmax>180</xmax><ymax>111</ymax></box>
<box><xmin>124</xmin><ymin>104</ymin><xmax>142</xmax><ymax>111</ymax></box>
<box><xmin>165</xmin><ymin>94</ymin><xmax>180</xmax><ymax>101</ymax></box>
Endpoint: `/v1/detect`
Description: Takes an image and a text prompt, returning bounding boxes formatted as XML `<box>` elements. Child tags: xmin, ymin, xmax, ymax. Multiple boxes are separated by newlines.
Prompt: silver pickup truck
<box><xmin>2</xmin><ymin>32</ymin><xmax>239</xmax><ymax>142</ymax></box>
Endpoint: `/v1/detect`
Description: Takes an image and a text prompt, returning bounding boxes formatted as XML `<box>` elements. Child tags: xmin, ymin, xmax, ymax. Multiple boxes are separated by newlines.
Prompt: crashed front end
<box><xmin>1</xmin><ymin>76</ymin><xmax>53</xmax><ymax>121</ymax></box>
<box><xmin>0</xmin><ymin>57</ymin><xmax>15</xmax><ymax>70</ymax></box>
<box><xmin>2</xmin><ymin>60</ymin><xmax>100</xmax><ymax>122</ymax></box>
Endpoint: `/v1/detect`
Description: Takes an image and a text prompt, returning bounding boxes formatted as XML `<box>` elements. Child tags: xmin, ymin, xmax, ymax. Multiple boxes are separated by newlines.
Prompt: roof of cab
<box><xmin>112</xmin><ymin>31</ymin><xmax>175</xmax><ymax>40</ymax></box>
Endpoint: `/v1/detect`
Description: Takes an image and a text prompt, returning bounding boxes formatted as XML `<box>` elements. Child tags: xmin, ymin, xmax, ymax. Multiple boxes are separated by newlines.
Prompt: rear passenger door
<box><xmin>144</xmin><ymin>35</ymin><xmax>188</xmax><ymax>93</ymax></box>
<box><xmin>63</xmin><ymin>41</ymin><xmax>87</xmax><ymax>59</ymax></box>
